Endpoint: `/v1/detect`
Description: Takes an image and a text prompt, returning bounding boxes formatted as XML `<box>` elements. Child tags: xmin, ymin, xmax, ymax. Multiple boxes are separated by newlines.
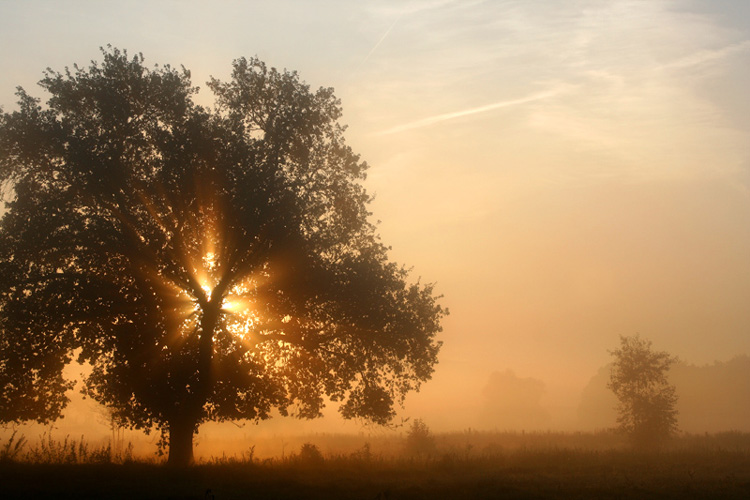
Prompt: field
<box><xmin>2</xmin><ymin>430</ymin><xmax>750</xmax><ymax>499</ymax></box>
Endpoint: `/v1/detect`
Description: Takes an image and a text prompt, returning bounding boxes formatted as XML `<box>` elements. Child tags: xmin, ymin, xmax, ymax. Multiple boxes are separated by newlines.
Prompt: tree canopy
<box><xmin>608</xmin><ymin>335</ymin><xmax>678</xmax><ymax>447</ymax></box>
<box><xmin>0</xmin><ymin>48</ymin><xmax>445</xmax><ymax>465</ymax></box>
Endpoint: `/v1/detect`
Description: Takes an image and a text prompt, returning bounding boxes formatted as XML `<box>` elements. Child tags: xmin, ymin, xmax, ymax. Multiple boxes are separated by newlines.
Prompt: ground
<box><xmin>2</xmin><ymin>448</ymin><xmax>750</xmax><ymax>499</ymax></box>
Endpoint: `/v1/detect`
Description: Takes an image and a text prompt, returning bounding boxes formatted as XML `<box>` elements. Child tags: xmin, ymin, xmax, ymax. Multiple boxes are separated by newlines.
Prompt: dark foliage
<box><xmin>0</xmin><ymin>48</ymin><xmax>445</xmax><ymax>465</ymax></box>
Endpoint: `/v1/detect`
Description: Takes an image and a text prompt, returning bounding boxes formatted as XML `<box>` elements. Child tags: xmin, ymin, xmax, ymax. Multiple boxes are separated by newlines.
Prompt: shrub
<box><xmin>296</xmin><ymin>443</ymin><xmax>324</xmax><ymax>465</ymax></box>
<box><xmin>405</xmin><ymin>419</ymin><xmax>436</xmax><ymax>458</ymax></box>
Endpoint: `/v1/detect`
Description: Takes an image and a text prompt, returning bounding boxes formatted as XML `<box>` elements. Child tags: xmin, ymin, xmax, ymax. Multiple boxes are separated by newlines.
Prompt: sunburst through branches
<box><xmin>192</xmin><ymin>250</ymin><xmax>264</xmax><ymax>343</ymax></box>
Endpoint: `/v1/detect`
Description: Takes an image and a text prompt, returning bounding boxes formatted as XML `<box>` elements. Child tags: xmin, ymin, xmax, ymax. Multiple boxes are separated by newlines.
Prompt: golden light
<box><xmin>196</xmin><ymin>251</ymin><xmax>218</xmax><ymax>300</ymax></box>
<box><xmin>202</xmin><ymin>252</ymin><xmax>217</xmax><ymax>271</ymax></box>
<box><xmin>221</xmin><ymin>299</ymin><xmax>239</xmax><ymax>312</ymax></box>
<box><xmin>198</xmin><ymin>252</ymin><xmax>263</xmax><ymax>340</ymax></box>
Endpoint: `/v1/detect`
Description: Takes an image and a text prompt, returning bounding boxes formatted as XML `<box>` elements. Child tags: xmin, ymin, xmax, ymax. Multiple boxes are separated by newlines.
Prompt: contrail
<box><xmin>361</xmin><ymin>0</ymin><xmax>474</xmax><ymax>66</ymax></box>
<box><xmin>362</xmin><ymin>12</ymin><xmax>404</xmax><ymax>65</ymax></box>
<box><xmin>375</xmin><ymin>88</ymin><xmax>562</xmax><ymax>136</ymax></box>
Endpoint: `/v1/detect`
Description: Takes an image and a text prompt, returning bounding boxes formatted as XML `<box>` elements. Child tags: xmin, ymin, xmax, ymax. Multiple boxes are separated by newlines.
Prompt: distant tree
<box><xmin>0</xmin><ymin>48</ymin><xmax>445</xmax><ymax>466</ymax></box>
<box><xmin>480</xmin><ymin>370</ymin><xmax>550</xmax><ymax>430</ymax></box>
<box><xmin>608</xmin><ymin>335</ymin><xmax>678</xmax><ymax>447</ymax></box>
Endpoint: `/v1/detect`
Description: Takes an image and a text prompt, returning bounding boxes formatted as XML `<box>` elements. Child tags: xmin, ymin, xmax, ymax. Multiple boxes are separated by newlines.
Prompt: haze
<box><xmin>1</xmin><ymin>0</ymin><xmax>749</xmax><ymax>442</ymax></box>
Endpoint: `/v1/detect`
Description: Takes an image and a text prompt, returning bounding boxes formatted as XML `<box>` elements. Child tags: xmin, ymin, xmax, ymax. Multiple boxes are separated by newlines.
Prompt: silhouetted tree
<box><xmin>0</xmin><ymin>48</ymin><xmax>445</xmax><ymax>466</ymax></box>
<box><xmin>608</xmin><ymin>335</ymin><xmax>678</xmax><ymax>447</ymax></box>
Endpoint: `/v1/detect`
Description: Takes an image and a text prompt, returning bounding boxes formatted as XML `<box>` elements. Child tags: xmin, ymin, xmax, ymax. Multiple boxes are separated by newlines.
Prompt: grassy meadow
<box><xmin>2</xmin><ymin>429</ymin><xmax>750</xmax><ymax>498</ymax></box>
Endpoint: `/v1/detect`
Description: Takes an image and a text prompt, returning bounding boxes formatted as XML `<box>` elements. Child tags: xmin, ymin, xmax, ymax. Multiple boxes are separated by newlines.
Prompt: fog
<box><xmin>5</xmin><ymin>353</ymin><xmax>749</xmax><ymax>458</ymax></box>
<box><xmin>2</xmin><ymin>0</ymin><xmax>750</xmax><ymax>455</ymax></box>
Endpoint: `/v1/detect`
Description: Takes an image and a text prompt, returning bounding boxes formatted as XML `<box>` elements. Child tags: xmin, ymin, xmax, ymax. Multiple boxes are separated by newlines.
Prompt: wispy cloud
<box><xmin>659</xmin><ymin>39</ymin><xmax>750</xmax><ymax>70</ymax></box>
<box><xmin>375</xmin><ymin>87</ymin><xmax>565</xmax><ymax>136</ymax></box>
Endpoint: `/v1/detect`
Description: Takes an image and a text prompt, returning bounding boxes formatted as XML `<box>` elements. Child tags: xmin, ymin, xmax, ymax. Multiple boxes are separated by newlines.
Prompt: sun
<box><xmin>221</xmin><ymin>299</ymin><xmax>236</xmax><ymax>311</ymax></box>
<box><xmin>192</xmin><ymin>251</ymin><xmax>263</xmax><ymax>340</ymax></box>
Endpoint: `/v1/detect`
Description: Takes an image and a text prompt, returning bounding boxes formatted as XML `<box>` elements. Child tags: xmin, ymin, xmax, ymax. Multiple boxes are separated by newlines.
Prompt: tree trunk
<box><xmin>167</xmin><ymin>415</ymin><xmax>196</xmax><ymax>466</ymax></box>
<box><xmin>197</xmin><ymin>304</ymin><xmax>219</xmax><ymax>400</ymax></box>
<box><xmin>166</xmin><ymin>301</ymin><xmax>220</xmax><ymax>466</ymax></box>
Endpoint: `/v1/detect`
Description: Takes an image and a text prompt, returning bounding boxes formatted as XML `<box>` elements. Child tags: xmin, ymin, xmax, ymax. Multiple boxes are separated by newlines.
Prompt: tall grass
<box><xmin>2</xmin><ymin>431</ymin><xmax>750</xmax><ymax>498</ymax></box>
<box><xmin>1</xmin><ymin>430</ymin><xmax>134</xmax><ymax>464</ymax></box>
<box><xmin>3</xmin><ymin>428</ymin><xmax>750</xmax><ymax>465</ymax></box>
<box><xmin>0</xmin><ymin>430</ymin><xmax>27</xmax><ymax>462</ymax></box>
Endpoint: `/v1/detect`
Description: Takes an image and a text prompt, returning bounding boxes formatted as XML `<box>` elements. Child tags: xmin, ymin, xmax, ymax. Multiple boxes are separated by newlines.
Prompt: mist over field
<box><xmin>4</xmin><ymin>354</ymin><xmax>749</xmax><ymax>463</ymax></box>
<box><xmin>1</xmin><ymin>0</ymin><xmax>750</xmax><ymax>474</ymax></box>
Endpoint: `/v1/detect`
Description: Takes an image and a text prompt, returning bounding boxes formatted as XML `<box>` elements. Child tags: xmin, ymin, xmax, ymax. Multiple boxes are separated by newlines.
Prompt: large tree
<box><xmin>0</xmin><ymin>48</ymin><xmax>445</xmax><ymax>465</ymax></box>
<box><xmin>608</xmin><ymin>335</ymin><xmax>678</xmax><ymax>448</ymax></box>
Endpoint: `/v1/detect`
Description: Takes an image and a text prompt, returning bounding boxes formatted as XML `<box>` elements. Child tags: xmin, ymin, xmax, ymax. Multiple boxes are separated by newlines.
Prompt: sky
<box><xmin>1</xmin><ymin>0</ymin><xmax>749</xmax><ymax>434</ymax></box>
